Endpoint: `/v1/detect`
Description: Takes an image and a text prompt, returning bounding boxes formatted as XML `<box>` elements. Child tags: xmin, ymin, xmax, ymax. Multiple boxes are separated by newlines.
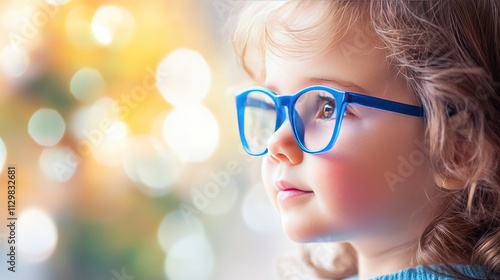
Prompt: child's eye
<box><xmin>321</xmin><ymin>103</ymin><xmax>335</xmax><ymax>119</ymax></box>
<box><xmin>315</xmin><ymin>93</ymin><xmax>353</xmax><ymax>120</ymax></box>
<box><xmin>316</xmin><ymin>93</ymin><xmax>337</xmax><ymax>120</ymax></box>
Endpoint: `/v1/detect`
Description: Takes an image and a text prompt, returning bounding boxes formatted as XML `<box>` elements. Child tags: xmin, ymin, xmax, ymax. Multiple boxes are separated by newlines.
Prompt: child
<box><xmin>232</xmin><ymin>1</ymin><xmax>500</xmax><ymax>279</ymax></box>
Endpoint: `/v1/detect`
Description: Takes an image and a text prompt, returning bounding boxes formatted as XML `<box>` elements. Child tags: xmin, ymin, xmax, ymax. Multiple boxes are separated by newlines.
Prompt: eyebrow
<box><xmin>262</xmin><ymin>77</ymin><xmax>369</xmax><ymax>96</ymax></box>
<box><xmin>307</xmin><ymin>77</ymin><xmax>369</xmax><ymax>94</ymax></box>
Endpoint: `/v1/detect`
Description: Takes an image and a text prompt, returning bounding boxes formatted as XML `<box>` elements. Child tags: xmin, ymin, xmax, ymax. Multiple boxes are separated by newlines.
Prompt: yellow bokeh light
<box><xmin>65</xmin><ymin>5</ymin><xmax>95</xmax><ymax>47</ymax></box>
<box><xmin>91</xmin><ymin>5</ymin><xmax>136</xmax><ymax>47</ymax></box>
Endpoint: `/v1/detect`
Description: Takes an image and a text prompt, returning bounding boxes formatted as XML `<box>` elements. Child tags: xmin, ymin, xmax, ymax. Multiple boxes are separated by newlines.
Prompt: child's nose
<box><xmin>267</xmin><ymin>120</ymin><xmax>303</xmax><ymax>165</ymax></box>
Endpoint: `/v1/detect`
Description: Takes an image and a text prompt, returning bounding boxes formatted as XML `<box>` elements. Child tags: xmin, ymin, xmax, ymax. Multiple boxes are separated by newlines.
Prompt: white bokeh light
<box><xmin>162</xmin><ymin>104</ymin><xmax>219</xmax><ymax>162</ymax></box>
<box><xmin>39</xmin><ymin>146</ymin><xmax>78</xmax><ymax>183</ymax></box>
<box><xmin>0</xmin><ymin>44</ymin><xmax>30</xmax><ymax>78</ymax></box>
<box><xmin>69</xmin><ymin>102</ymin><xmax>128</xmax><ymax>166</ymax></box>
<box><xmin>122</xmin><ymin>136</ymin><xmax>180</xmax><ymax>197</ymax></box>
<box><xmin>44</xmin><ymin>0</ymin><xmax>71</xmax><ymax>5</ymax></box>
<box><xmin>2</xmin><ymin>5</ymin><xmax>44</xmax><ymax>51</ymax></box>
<box><xmin>70</xmin><ymin>67</ymin><xmax>105</xmax><ymax>104</ymax></box>
<box><xmin>2</xmin><ymin>6</ymin><xmax>35</xmax><ymax>33</ymax></box>
<box><xmin>0</xmin><ymin>138</ymin><xmax>6</xmax><ymax>173</ymax></box>
<box><xmin>165</xmin><ymin>235</ymin><xmax>214</xmax><ymax>280</ymax></box>
<box><xmin>242</xmin><ymin>184</ymin><xmax>281</xmax><ymax>233</ymax></box>
<box><xmin>91</xmin><ymin>5</ymin><xmax>135</xmax><ymax>47</ymax></box>
<box><xmin>28</xmin><ymin>108</ymin><xmax>66</xmax><ymax>147</ymax></box>
<box><xmin>193</xmin><ymin>179</ymin><xmax>239</xmax><ymax>216</ymax></box>
<box><xmin>157</xmin><ymin>210</ymin><xmax>205</xmax><ymax>253</ymax></box>
<box><xmin>156</xmin><ymin>48</ymin><xmax>211</xmax><ymax>106</ymax></box>
<box><xmin>70</xmin><ymin>97</ymin><xmax>119</xmax><ymax>140</ymax></box>
<box><xmin>91</xmin><ymin>121</ymin><xmax>128</xmax><ymax>166</ymax></box>
<box><xmin>18</xmin><ymin>208</ymin><xmax>58</xmax><ymax>263</ymax></box>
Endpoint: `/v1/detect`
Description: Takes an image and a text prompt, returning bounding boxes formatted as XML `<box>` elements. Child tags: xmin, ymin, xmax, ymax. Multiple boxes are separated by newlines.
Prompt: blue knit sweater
<box><xmin>346</xmin><ymin>265</ymin><xmax>491</xmax><ymax>279</ymax></box>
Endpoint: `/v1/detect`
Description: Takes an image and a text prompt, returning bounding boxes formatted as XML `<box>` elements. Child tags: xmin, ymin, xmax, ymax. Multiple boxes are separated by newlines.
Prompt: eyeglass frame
<box><xmin>236</xmin><ymin>85</ymin><xmax>425</xmax><ymax>156</ymax></box>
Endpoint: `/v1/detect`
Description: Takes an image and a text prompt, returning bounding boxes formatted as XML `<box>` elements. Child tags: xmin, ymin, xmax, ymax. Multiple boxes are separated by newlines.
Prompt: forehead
<box><xmin>266</xmin><ymin>3</ymin><xmax>364</xmax><ymax>53</ymax></box>
<box><xmin>253</xmin><ymin>1</ymin><xmax>376</xmax><ymax>82</ymax></box>
<box><xmin>263</xmin><ymin>21</ymin><xmax>388</xmax><ymax>95</ymax></box>
<box><xmin>233</xmin><ymin>1</ymin><xmax>364</xmax><ymax>80</ymax></box>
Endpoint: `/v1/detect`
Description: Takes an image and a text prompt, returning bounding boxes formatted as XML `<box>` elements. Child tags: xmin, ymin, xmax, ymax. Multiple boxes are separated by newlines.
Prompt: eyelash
<box><xmin>316</xmin><ymin>93</ymin><xmax>354</xmax><ymax>116</ymax></box>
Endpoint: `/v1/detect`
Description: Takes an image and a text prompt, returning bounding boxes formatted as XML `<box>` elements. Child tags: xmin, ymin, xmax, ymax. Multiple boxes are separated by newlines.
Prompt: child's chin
<box><xmin>281</xmin><ymin>220</ymin><xmax>324</xmax><ymax>243</ymax></box>
<box><xmin>282</xmin><ymin>219</ymin><xmax>348</xmax><ymax>243</ymax></box>
<box><xmin>283</xmin><ymin>230</ymin><xmax>312</xmax><ymax>243</ymax></box>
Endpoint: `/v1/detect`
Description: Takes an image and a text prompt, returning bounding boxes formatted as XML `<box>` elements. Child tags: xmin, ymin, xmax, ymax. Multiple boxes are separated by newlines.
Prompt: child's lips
<box><xmin>275</xmin><ymin>181</ymin><xmax>314</xmax><ymax>200</ymax></box>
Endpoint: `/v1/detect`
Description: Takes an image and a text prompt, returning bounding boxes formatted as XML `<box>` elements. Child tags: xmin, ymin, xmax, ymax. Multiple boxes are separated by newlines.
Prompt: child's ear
<box><xmin>434</xmin><ymin>175</ymin><xmax>467</xmax><ymax>191</ymax></box>
<box><xmin>433</xmin><ymin>106</ymin><xmax>471</xmax><ymax>191</ymax></box>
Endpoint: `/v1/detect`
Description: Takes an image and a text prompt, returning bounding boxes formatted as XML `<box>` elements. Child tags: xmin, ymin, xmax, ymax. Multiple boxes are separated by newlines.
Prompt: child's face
<box><xmin>260</xmin><ymin>23</ymin><xmax>434</xmax><ymax>242</ymax></box>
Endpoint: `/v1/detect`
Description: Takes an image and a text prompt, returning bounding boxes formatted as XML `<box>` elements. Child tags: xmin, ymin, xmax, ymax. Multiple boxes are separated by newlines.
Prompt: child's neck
<box><xmin>350</xmin><ymin>201</ymin><xmax>436</xmax><ymax>279</ymax></box>
<box><xmin>352</xmin><ymin>238</ymin><xmax>419</xmax><ymax>280</ymax></box>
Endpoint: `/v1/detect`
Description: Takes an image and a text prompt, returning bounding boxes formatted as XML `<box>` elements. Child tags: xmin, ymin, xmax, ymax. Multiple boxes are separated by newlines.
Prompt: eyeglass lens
<box><xmin>242</xmin><ymin>89</ymin><xmax>338</xmax><ymax>154</ymax></box>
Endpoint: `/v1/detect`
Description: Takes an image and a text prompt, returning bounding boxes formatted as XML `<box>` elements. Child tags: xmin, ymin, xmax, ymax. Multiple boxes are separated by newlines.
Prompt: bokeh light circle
<box><xmin>157</xmin><ymin>210</ymin><xmax>205</xmax><ymax>253</ymax></box>
<box><xmin>39</xmin><ymin>147</ymin><xmax>78</xmax><ymax>183</ymax></box>
<box><xmin>192</xmin><ymin>178</ymin><xmax>239</xmax><ymax>216</ymax></box>
<box><xmin>91</xmin><ymin>121</ymin><xmax>128</xmax><ymax>166</ymax></box>
<box><xmin>69</xmin><ymin>97</ymin><xmax>119</xmax><ymax>141</ymax></box>
<box><xmin>28</xmin><ymin>108</ymin><xmax>66</xmax><ymax>147</ymax></box>
<box><xmin>44</xmin><ymin>0</ymin><xmax>71</xmax><ymax>5</ymax></box>
<box><xmin>122</xmin><ymin>136</ymin><xmax>180</xmax><ymax>197</ymax></box>
<box><xmin>70</xmin><ymin>67</ymin><xmax>105</xmax><ymax>104</ymax></box>
<box><xmin>165</xmin><ymin>235</ymin><xmax>214</xmax><ymax>280</ymax></box>
<box><xmin>242</xmin><ymin>184</ymin><xmax>281</xmax><ymax>233</ymax></box>
<box><xmin>0</xmin><ymin>45</ymin><xmax>30</xmax><ymax>78</ymax></box>
<box><xmin>91</xmin><ymin>5</ymin><xmax>136</xmax><ymax>47</ymax></box>
<box><xmin>162</xmin><ymin>104</ymin><xmax>219</xmax><ymax>162</ymax></box>
<box><xmin>156</xmin><ymin>48</ymin><xmax>211</xmax><ymax>106</ymax></box>
<box><xmin>18</xmin><ymin>208</ymin><xmax>58</xmax><ymax>263</ymax></box>
<box><xmin>2</xmin><ymin>6</ymin><xmax>34</xmax><ymax>34</ymax></box>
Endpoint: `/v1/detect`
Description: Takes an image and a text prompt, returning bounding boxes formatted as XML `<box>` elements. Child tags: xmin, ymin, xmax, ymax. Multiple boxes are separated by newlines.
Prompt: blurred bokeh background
<box><xmin>0</xmin><ymin>0</ymin><xmax>306</xmax><ymax>279</ymax></box>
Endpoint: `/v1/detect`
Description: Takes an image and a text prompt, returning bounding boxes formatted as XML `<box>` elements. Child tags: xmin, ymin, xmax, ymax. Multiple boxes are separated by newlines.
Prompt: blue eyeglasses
<box><xmin>236</xmin><ymin>85</ymin><xmax>424</xmax><ymax>156</ymax></box>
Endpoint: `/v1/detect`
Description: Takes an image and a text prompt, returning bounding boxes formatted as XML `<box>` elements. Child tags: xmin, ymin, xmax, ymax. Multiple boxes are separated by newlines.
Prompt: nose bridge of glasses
<box><xmin>273</xmin><ymin>95</ymin><xmax>305</xmax><ymax>143</ymax></box>
<box><xmin>274</xmin><ymin>95</ymin><xmax>292</xmax><ymax>128</ymax></box>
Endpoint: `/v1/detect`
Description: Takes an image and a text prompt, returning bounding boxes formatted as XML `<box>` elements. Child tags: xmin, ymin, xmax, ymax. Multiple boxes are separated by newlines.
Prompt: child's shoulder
<box><xmin>372</xmin><ymin>265</ymin><xmax>491</xmax><ymax>280</ymax></box>
<box><xmin>345</xmin><ymin>265</ymin><xmax>494</xmax><ymax>280</ymax></box>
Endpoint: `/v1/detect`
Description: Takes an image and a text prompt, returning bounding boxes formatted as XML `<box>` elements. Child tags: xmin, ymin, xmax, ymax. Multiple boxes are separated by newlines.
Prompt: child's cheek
<box><xmin>310</xmin><ymin>156</ymin><xmax>392</xmax><ymax>229</ymax></box>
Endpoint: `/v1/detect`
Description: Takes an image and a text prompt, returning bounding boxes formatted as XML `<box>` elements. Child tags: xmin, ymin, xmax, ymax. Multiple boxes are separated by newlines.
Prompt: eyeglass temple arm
<box><xmin>345</xmin><ymin>92</ymin><xmax>424</xmax><ymax>117</ymax></box>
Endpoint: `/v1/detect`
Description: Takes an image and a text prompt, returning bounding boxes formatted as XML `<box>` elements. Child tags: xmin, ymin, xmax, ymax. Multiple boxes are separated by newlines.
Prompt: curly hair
<box><xmin>233</xmin><ymin>0</ymin><xmax>500</xmax><ymax>279</ymax></box>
